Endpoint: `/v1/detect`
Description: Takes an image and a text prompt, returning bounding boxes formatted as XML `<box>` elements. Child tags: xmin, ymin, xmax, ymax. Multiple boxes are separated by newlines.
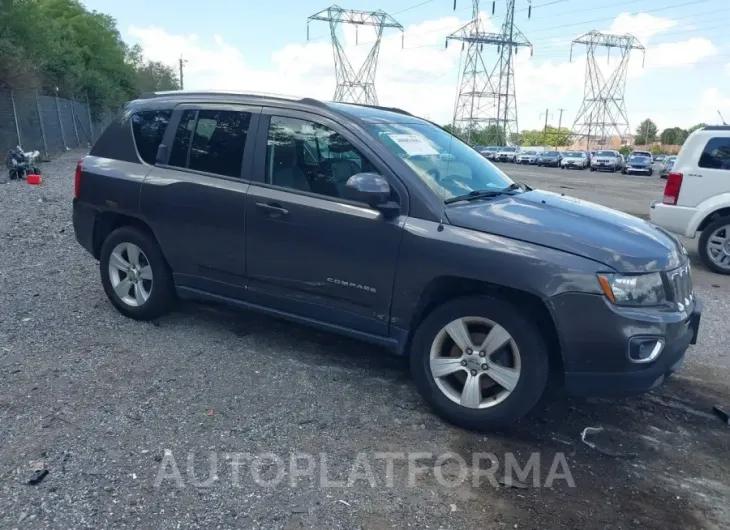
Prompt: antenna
<box><xmin>718</xmin><ymin>110</ymin><xmax>727</xmax><ymax>126</ymax></box>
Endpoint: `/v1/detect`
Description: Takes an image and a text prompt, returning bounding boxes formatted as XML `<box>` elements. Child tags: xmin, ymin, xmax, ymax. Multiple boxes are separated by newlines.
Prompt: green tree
<box><xmin>619</xmin><ymin>145</ymin><xmax>632</xmax><ymax>156</ymax></box>
<box><xmin>688</xmin><ymin>123</ymin><xmax>707</xmax><ymax>134</ymax></box>
<box><xmin>659</xmin><ymin>127</ymin><xmax>688</xmax><ymax>145</ymax></box>
<box><xmin>0</xmin><ymin>0</ymin><xmax>177</xmax><ymax>117</ymax></box>
<box><xmin>635</xmin><ymin>119</ymin><xmax>658</xmax><ymax>145</ymax></box>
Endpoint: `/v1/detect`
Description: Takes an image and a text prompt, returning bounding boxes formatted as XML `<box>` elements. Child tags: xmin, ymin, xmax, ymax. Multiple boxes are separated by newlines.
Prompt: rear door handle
<box><xmin>256</xmin><ymin>202</ymin><xmax>289</xmax><ymax>218</ymax></box>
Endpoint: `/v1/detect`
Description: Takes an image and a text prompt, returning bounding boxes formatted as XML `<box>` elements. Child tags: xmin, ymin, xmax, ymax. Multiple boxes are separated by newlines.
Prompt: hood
<box><xmin>563</xmin><ymin>156</ymin><xmax>584</xmax><ymax>161</ymax></box>
<box><xmin>445</xmin><ymin>189</ymin><xmax>684</xmax><ymax>273</ymax></box>
<box><xmin>628</xmin><ymin>158</ymin><xmax>651</xmax><ymax>166</ymax></box>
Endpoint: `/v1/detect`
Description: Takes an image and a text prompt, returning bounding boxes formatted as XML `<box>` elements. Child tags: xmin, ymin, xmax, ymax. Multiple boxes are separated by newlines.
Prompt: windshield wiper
<box><xmin>444</xmin><ymin>190</ymin><xmax>501</xmax><ymax>204</ymax></box>
<box><xmin>501</xmin><ymin>182</ymin><xmax>523</xmax><ymax>192</ymax></box>
<box><xmin>444</xmin><ymin>183</ymin><xmax>523</xmax><ymax>204</ymax></box>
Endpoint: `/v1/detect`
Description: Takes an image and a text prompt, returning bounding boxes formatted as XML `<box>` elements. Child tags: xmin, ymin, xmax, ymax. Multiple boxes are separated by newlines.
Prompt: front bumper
<box><xmin>625</xmin><ymin>166</ymin><xmax>652</xmax><ymax>174</ymax></box>
<box><xmin>550</xmin><ymin>291</ymin><xmax>701</xmax><ymax>397</ymax></box>
<box><xmin>593</xmin><ymin>162</ymin><xmax>618</xmax><ymax>171</ymax></box>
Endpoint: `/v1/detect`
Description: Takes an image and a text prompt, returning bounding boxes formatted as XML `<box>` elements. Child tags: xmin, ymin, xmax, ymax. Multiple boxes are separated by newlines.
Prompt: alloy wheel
<box><xmin>429</xmin><ymin>317</ymin><xmax>521</xmax><ymax>409</ymax></box>
<box><xmin>108</xmin><ymin>242</ymin><xmax>153</xmax><ymax>307</ymax></box>
<box><xmin>706</xmin><ymin>225</ymin><xmax>730</xmax><ymax>270</ymax></box>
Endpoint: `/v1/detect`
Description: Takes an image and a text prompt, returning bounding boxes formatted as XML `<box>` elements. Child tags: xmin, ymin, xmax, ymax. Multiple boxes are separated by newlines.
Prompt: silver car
<box><xmin>659</xmin><ymin>156</ymin><xmax>677</xmax><ymax>179</ymax></box>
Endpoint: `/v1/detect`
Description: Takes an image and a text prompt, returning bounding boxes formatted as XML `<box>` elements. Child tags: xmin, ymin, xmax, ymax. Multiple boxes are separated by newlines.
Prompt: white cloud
<box><xmin>645</xmin><ymin>38</ymin><xmax>717</xmax><ymax>69</ymax></box>
<box><xmin>608</xmin><ymin>13</ymin><xmax>677</xmax><ymax>44</ymax></box>
<box><xmin>126</xmin><ymin>9</ymin><xmax>720</xmax><ymax>134</ymax></box>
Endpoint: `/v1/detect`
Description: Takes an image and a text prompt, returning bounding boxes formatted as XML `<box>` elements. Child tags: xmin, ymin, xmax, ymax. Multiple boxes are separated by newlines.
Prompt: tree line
<box><xmin>634</xmin><ymin>119</ymin><xmax>707</xmax><ymax>147</ymax></box>
<box><xmin>445</xmin><ymin>119</ymin><xmax>708</xmax><ymax>150</ymax></box>
<box><xmin>442</xmin><ymin>124</ymin><xmax>572</xmax><ymax>147</ymax></box>
<box><xmin>0</xmin><ymin>0</ymin><xmax>179</xmax><ymax>117</ymax></box>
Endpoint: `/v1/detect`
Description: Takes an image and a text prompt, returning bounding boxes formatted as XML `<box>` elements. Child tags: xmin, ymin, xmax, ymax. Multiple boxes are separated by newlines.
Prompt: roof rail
<box><xmin>137</xmin><ymin>90</ymin><xmax>309</xmax><ymax>102</ymax></box>
<box><xmin>702</xmin><ymin>125</ymin><xmax>730</xmax><ymax>131</ymax></box>
<box><xmin>331</xmin><ymin>101</ymin><xmax>413</xmax><ymax>117</ymax></box>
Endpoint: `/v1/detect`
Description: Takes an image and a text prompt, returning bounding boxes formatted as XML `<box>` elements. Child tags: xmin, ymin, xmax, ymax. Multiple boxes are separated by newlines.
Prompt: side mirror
<box><xmin>344</xmin><ymin>173</ymin><xmax>399</xmax><ymax>217</ymax></box>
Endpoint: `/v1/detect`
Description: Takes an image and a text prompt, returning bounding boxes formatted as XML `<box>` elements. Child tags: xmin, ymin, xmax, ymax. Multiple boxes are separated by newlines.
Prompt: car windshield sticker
<box><xmin>386</xmin><ymin>133</ymin><xmax>439</xmax><ymax>156</ymax></box>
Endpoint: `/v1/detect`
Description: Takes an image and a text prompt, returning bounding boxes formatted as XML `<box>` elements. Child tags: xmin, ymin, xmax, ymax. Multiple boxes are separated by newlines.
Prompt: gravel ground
<box><xmin>1</xmin><ymin>151</ymin><xmax>729</xmax><ymax>529</ymax></box>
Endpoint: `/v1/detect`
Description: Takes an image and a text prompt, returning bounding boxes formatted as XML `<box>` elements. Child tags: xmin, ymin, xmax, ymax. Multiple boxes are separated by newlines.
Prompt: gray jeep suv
<box><xmin>72</xmin><ymin>91</ymin><xmax>701</xmax><ymax>431</ymax></box>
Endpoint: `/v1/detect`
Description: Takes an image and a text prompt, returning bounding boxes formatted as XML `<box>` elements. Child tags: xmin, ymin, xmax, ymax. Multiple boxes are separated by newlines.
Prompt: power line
<box><xmin>393</xmin><ymin>0</ymin><xmax>436</xmax><ymax>15</ymax></box>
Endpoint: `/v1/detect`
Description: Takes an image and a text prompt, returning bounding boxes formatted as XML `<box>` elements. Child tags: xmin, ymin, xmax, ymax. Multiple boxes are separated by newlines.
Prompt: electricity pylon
<box><xmin>570</xmin><ymin>30</ymin><xmax>645</xmax><ymax>149</ymax></box>
<box><xmin>446</xmin><ymin>0</ymin><xmax>532</xmax><ymax>145</ymax></box>
<box><xmin>307</xmin><ymin>5</ymin><xmax>403</xmax><ymax>105</ymax></box>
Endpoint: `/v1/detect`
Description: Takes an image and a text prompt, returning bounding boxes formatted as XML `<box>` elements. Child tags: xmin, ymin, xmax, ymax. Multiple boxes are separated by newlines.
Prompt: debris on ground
<box><xmin>27</xmin><ymin>461</ymin><xmax>48</xmax><ymax>485</ymax></box>
<box><xmin>580</xmin><ymin>427</ymin><xmax>638</xmax><ymax>459</ymax></box>
<box><xmin>336</xmin><ymin>500</ymin><xmax>351</xmax><ymax>507</ymax></box>
<box><xmin>712</xmin><ymin>405</ymin><xmax>729</xmax><ymax>425</ymax></box>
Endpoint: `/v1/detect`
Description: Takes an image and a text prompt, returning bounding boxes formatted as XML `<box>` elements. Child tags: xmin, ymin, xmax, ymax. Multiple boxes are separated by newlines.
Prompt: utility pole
<box><xmin>446</xmin><ymin>1</ymin><xmax>534</xmax><ymax>145</ymax></box>
<box><xmin>556</xmin><ymin>108</ymin><xmax>565</xmax><ymax>147</ymax></box>
<box><xmin>179</xmin><ymin>56</ymin><xmax>188</xmax><ymax>90</ymax></box>
<box><xmin>308</xmin><ymin>6</ymin><xmax>403</xmax><ymax>105</ymax></box>
<box><xmin>540</xmin><ymin>108</ymin><xmax>552</xmax><ymax>146</ymax></box>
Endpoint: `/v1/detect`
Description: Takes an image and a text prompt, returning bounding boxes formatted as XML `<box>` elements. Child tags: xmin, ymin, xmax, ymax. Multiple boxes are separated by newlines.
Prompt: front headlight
<box><xmin>597</xmin><ymin>272</ymin><xmax>667</xmax><ymax>306</ymax></box>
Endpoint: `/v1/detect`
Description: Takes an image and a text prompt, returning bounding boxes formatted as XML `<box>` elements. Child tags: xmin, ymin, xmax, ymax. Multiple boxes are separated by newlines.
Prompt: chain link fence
<box><xmin>0</xmin><ymin>88</ymin><xmax>115</xmax><ymax>160</ymax></box>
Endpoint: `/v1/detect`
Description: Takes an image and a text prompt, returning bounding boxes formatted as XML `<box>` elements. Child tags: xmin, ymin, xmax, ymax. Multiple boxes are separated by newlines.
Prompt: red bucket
<box><xmin>26</xmin><ymin>174</ymin><xmax>42</xmax><ymax>185</ymax></box>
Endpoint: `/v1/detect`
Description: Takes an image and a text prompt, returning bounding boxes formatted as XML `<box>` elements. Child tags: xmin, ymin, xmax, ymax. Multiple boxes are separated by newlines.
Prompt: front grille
<box><xmin>666</xmin><ymin>262</ymin><xmax>693</xmax><ymax>309</ymax></box>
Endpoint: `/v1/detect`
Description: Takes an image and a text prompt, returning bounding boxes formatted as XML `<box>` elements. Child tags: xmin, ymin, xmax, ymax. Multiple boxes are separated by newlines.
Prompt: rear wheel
<box><xmin>410</xmin><ymin>296</ymin><xmax>549</xmax><ymax>431</ymax></box>
<box><xmin>699</xmin><ymin>217</ymin><xmax>730</xmax><ymax>275</ymax></box>
<box><xmin>100</xmin><ymin>226</ymin><xmax>175</xmax><ymax>319</ymax></box>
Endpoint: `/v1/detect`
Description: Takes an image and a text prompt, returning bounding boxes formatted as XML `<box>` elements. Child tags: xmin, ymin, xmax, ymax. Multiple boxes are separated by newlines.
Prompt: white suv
<box><xmin>650</xmin><ymin>126</ymin><xmax>730</xmax><ymax>274</ymax></box>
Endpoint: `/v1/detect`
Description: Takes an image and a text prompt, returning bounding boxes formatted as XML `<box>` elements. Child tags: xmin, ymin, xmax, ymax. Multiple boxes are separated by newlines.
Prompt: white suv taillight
<box><xmin>662</xmin><ymin>172</ymin><xmax>683</xmax><ymax>205</ymax></box>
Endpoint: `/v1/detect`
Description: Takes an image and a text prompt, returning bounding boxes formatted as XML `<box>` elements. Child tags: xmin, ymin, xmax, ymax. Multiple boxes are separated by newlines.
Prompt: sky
<box><xmin>82</xmin><ymin>0</ymin><xmax>730</xmax><ymax>134</ymax></box>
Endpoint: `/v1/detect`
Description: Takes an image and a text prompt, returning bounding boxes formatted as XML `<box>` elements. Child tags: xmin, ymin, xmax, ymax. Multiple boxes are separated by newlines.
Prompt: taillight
<box><xmin>74</xmin><ymin>160</ymin><xmax>82</xmax><ymax>198</ymax></box>
<box><xmin>662</xmin><ymin>172</ymin><xmax>683</xmax><ymax>205</ymax></box>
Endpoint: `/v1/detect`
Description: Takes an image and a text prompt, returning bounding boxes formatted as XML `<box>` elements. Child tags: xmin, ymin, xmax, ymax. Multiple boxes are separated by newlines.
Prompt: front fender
<box><xmin>687</xmin><ymin>192</ymin><xmax>730</xmax><ymax>235</ymax></box>
<box><xmin>389</xmin><ymin>218</ymin><xmax>607</xmax><ymax>332</ymax></box>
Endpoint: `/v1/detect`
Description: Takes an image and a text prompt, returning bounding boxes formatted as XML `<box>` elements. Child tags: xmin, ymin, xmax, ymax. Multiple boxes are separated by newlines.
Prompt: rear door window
<box><xmin>131</xmin><ymin>110</ymin><xmax>172</xmax><ymax>165</ymax></box>
<box><xmin>698</xmin><ymin>138</ymin><xmax>730</xmax><ymax>170</ymax></box>
<box><xmin>166</xmin><ymin>109</ymin><xmax>252</xmax><ymax>178</ymax></box>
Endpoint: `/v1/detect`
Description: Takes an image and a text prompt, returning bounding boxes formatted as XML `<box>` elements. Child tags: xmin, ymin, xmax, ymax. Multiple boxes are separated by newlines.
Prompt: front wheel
<box><xmin>699</xmin><ymin>217</ymin><xmax>730</xmax><ymax>275</ymax></box>
<box><xmin>100</xmin><ymin>226</ymin><xmax>176</xmax><ymax>320</ymax></box>
<box><xmin>410</xmin><ymin>296</ymin><xmax>549</xmax><ymax>431</ymax></box>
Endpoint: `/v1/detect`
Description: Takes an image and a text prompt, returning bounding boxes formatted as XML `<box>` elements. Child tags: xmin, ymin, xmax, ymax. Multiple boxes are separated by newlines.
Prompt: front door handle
<box><xmin>256</xmin><ymin>202</ymin><xmax>289</xmax><ymax>219</ymax></box>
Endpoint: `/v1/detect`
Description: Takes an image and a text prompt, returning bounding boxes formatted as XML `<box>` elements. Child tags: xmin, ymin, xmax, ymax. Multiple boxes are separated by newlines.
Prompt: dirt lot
<box><xmin>1</xmin><ymin>152</ymin><xmax>729</xmax><ymax>529</ymax></box>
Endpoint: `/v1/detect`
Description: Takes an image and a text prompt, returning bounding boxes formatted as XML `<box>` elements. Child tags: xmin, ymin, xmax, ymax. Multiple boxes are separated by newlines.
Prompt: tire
<box><xmin>409</xmin><ymin>295</ymin><xmax>549</xmax><ymax>431</ymax></box>
<box><xmin>590</xmin><ymin>167</ymin><xmax>595</xmax><ymax>172</ymax></box>
<box><xmin>698</xmin><ymin>217</ymin><xmax>730</xmax><ymax>275</ymax></box>
<box><xmin>621</xmin><ymin>169</ymin><xmax>627</xmax><ymax>175</ymax></box>
<box><xmin>99</xmin><ymin>226</ymin><xmax>175</xmax><ymax>320</ymax></box>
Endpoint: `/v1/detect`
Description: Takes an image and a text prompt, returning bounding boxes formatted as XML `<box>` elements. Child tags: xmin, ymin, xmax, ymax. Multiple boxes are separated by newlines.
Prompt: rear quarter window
<box><xmin>698</xmin><ymin>137</ymin><xmax>730</xmax><ymax>170</ymax></box>
<box><xmin>131</xmin><ymin>110</ymin><xmax>172</xmax><ymax>165</ymax></box>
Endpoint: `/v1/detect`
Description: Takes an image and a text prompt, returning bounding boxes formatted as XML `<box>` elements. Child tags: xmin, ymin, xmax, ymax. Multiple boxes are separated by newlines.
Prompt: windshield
<box><xmin>545</xmin><ymin>151</ymin><xmax>559</xmax><ymax>157</ymax></box>
<box><xmin>629</xmin><ymin>155</ymin><xmax>650</xmax><ymax>162</ymax></box>
<box><xmin>366</xmin><ymin>122</ymin><xmax>513</xmax><ymax>200</ymax></box>
<box><xmin>596</xmin><ymin>150</ymin><xmax>616</xmax><ymax>157</ymax></box>
<box><xmin>523</xmin><ymin>151</ymin><xmax>536</xmax><ymax>155</ymax></box>
<box><xmin>565</xmin><ymin>151</ymin><xmax>584</xmax><ymax>158</ymax></box>
<box><xmin>632</xmin><ymin>152</ymin><xmax>651</xmax><ymax>158</ymax></box>
<box><xmin>502</xmin><ymin>147</ymin><xmax>517</xmax><ymax>152</ymax></box>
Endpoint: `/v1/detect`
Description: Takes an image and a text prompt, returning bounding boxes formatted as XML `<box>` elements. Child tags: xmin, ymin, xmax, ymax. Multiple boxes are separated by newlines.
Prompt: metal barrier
<box><xmin>0</xmin><ymin>89</ymin><xmax>114</xmax><ymax>159</ymax></box>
